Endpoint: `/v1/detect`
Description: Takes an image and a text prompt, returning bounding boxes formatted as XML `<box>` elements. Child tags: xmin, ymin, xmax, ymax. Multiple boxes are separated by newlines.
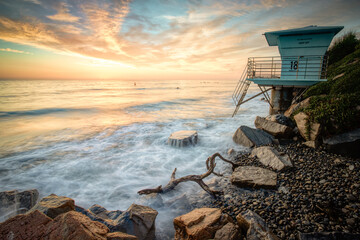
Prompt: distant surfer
<box><xmin>134</xmin><ymin>82</ymin><xmax>136</xmax><ymax>86</ymax></box>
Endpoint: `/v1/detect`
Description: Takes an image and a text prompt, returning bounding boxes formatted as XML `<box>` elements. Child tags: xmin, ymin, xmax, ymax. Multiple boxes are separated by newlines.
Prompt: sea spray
<box><xmin>0</xmin><ymin>79</ymin><xmax>268</xmax><ymax>237</ymax></box>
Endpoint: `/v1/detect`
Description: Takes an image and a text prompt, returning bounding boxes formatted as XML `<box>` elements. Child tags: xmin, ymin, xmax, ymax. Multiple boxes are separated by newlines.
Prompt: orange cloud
<box><xmin>0</xmin><ymin>48</ymin><xmax>32</xmax><ymax>54</ymax></box>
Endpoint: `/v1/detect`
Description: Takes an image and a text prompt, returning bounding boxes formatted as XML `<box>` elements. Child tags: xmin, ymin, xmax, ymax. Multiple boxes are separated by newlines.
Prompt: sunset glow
<box><xmin>0</xmin><ymin>0</ymin><xmax>359</xmax><ymax>80</ymax></box>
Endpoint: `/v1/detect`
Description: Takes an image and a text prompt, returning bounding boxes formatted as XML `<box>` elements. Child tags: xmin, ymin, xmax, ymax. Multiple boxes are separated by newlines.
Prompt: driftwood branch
<box><xmin>138</xmin><ymin>152</ymin><xmax>239</xmax><ymax>197</ymax></box>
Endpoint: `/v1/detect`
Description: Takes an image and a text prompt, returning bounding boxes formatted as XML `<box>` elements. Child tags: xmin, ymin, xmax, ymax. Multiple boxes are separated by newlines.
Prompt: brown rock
<box><xmin>236</xmin><ymin>210</ymin><xmax>279</xmax><ymax>240</ymax></box>
<box><xmin>29</xmin><ymin>193</ymin><xmax>75</xmax><ymax>219</ymax></box>
<box><xmin>251</xmin><ymin>146</ymin><xmax>292</xmax><ymax>171</ymax></box>
<box><xmin>0</xmin><ymin>205</ymin><xmax>134</xmax><ymax>240</ymax></box>
<box><xmin>47</xmin><ymin>211</ymin><xmax>109</xmax><ymax>240</ymax></box>
<box><xmin>89</xmin><ymin>204</ymin><xmax>123</xmax><ymax>221</ymax></box>
<box><xmin>107</xmin><ymin>232</ymin><xmax>138</xmax><ymax>240</ymax></box>
<box><xmin>303</xmin><ymin>140</ymin><xmax>320</xmax><ymax>148</ymax></box>
<box><xmin>231</xmin><ymin>166</ymin><xmax>277</xmax><ymax>189</ymax></box>
<box><xmin>293</xmin><ymin>112</ymin><xmax>321</xmax><ymax>141</ymax></box>
<box><xmin>284</xmin><ymin>97</ymin><xmax>311</xmax><ymax>117</ymax></box>
<box><xmin>214</xmin><ymin>222</ymin><xmax>242</xmax><ymax>240</ymax></box>
<box><xmin>115</xmin><ymin>204</ymin><xmax>158</xmax><ymax>240</ymax></box>
<box><xmin>0</xmin><ymin>210</ymin><xmax>52</xmax><ymax>240</ymax></box>
<box><xmin>254</xmin><ymin>116</ymin><xmax>293</xmax><ymax>138</ymax></box>
<box><xmin>233</xmin><ymin>126</ymin><xmax>274</xmax><ymax>148</ymax></box>
<box><xmin>173</xmin><ymin>208</ymin><xmax>233</xmax><ymax>240</ymax></box>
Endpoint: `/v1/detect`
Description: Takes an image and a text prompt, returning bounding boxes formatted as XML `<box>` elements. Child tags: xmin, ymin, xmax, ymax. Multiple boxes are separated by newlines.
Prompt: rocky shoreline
<box><xmin>199</xmin><ymin>142</ymin><xmax>360</xmax><ymax>239</ymax></box>
<box><xmin>1</xmin><ymin>111</ymin><xmax>359</xmax><ymax>239</ymax></box>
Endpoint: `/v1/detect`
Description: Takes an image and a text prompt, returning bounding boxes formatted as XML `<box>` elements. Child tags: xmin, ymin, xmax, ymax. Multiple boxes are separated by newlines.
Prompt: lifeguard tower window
<box><xmin>232</xmin><ymin>25</ymin><xmax>343</xmax><ymax>116</ymax></box>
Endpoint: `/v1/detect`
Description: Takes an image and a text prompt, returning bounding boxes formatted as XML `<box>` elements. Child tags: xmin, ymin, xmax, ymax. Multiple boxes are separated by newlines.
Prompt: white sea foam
<box><xmin>0</xmin><ymin>79</ymin><xmax>268</xmax><ymax>238</ymax></box>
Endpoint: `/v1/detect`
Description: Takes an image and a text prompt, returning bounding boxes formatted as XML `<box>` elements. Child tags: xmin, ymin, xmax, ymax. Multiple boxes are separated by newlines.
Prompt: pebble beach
<box><xmin>194</xmin><ymin>142</ymin><xmax>360</xmax><ymax>239</ymax></box>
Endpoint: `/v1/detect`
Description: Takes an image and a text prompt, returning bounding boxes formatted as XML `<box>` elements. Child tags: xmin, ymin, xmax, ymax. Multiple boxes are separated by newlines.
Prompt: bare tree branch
<box><xmin>137</xmin><ymin>153</ymin><xmax>238</xmax><ymax>197</ymax></box>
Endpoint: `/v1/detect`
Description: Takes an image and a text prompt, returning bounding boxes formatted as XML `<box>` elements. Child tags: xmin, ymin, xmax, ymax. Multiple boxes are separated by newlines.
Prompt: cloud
<box><xmin>23</xmin><ymin>0</ymin><xmax>41</xmax><ymax>5</ymax></box>
<box><xmin>0</xmin><ymin>0</ymin><xmax>359</xmax><ymax>76</ymax></box>
<box><xmin>0</xmin><ymin>48</ymin><xmax>33</xmax><ymax>54</ymax></box>
<box><xmin>47</xmin><ymin>2</ymin><xmax>80</xmax><ymax>23</ymax></box>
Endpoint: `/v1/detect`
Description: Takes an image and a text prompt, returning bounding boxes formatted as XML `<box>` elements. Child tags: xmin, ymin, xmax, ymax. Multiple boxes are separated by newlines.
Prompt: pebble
<box><xmin>189</xmin><ymin>142</ymin><xmax>360</xmax><ymax>240</ymax></box>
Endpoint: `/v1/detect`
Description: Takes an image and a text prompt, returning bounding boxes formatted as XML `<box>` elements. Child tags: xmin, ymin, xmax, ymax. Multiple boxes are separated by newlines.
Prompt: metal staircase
<box><xmin>232</xmin><ymin>65</ymin><xmax>252</xmax><ymax>117</ymax></box>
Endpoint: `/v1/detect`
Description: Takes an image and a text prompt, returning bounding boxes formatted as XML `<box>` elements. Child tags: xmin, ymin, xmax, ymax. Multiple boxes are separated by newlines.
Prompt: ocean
<box><xmin>0</xmin><ymin>79</ymin><xmax>268</xmax><ymax>237</ymax></box>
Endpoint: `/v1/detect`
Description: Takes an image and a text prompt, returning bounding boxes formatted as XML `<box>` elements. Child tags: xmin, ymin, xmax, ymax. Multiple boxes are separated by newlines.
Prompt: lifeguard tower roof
<box><xmin>264</xmin><ymin>25</ymin><xmax>344</xmax><ymax>46</ymax></box>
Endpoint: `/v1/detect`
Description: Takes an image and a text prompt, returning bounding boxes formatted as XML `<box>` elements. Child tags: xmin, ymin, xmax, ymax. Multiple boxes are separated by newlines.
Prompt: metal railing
<box><xmin>247</xmin><ymin>55</ymin><xmax>328</xmax><ymax>80</ymax></box>
<box><xmin>232</xmin><ymin>65</ymin><xmax>252</xmax><ymax>117</ymax></box>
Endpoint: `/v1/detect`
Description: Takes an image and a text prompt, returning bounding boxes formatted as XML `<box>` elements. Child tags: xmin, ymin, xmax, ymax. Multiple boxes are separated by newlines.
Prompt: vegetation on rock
<box><xmin>296</xmin><ymin>32</ymin><xmax>360</xmax><ymax>136</ymax></box>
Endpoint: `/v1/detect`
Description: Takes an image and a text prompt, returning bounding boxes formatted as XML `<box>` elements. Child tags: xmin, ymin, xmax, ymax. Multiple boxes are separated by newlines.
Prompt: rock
<box><xmin>0</xmin><ymin>189</ymin><xmax>39</xmax><ymax>221</ymax></box>
<box><xmin>107</xmin><ymin>232</ymin><xmax>138</xmax><ymax>240</ymax></box>
<box><xmin>28</xmin><ymin>193</ymin><xmax>75</xmax><ymax>219</ymax></box>
<box><xmin>231</xmin><ymin>166</ymin><xmax>277</xmax><ymax>189</ymax></box>
<box><xmin>78</xmin><ymin>204</ymin><xmax>157</xmax><ymax>239</ymax></box>
<box><xmin>115</xmin><ymin>204</ymin><xmax>158</xmax><ymax>240</ymax></box>
<box><xmin>227</xmin><ymin>148</ymin><xmax>235</xmax><ymax>156</ymax></box>
<box><xmin>0</xmin><ymin>210</ymin><xmax>52</xmax><ymax>240</ymax></box>
<box><xmin>76</xmin><ymin>205</ymin><xmax>123</xmax><ymax>233</ymax></box>
<box><xmin>168</xmin><ymin>130</ymin><xmax>198</xmax><ymax>147</ymax></box>
<box><xmin>47</xmin><ymin>211</ymin><xmax>109</xmax><ymax>239</ymax></box>
<box><xmin>236</xmin><ymin>210</ymin><xmax>279</xmax><ymax>240</ymax></box>
<box><xmin>214</xmin><ymin>222</ymin><xmax>242</xmax><ymax>240</ymax></box>
<box><xmin>303</xmin><ymin>140</ymin><xmax>320</xmax><ymax>148</ymax></box>
<box><xmin>251</xmin><ymin>146</ymin><xmax>292</xmax><ymax>171</ymax></box>
<box><xmin>284</xmin><ymin>97</ymin><xmax>311</xmax><ymax>117</ymax></box>
<box><xmin>294</xmin><ymin>112</ymin><xmax>321</xmax><ymax>141</ymax></box>
<box><xmin>173</xmin><ymin>208</ymin><xmax>236</xmax><ymax>240</ymax></box>
<box><xmin>89</xmin><ymin>204</ymin><xmax>123</xmax><ymax>221</ymax></box>
<box><xmin>233</xmin><ymin>126</ymin><xmax>274</xmax><ymax>147</ymax></box>
<box><xmin>255</xmin><ymin>116</ymin><xmax>293</xmax><ymax>138</ymax></box>
<box><xmin>0</xmin><ymin>207</ymin><xmax>135</xmax><ymax>240</ymax></box>
<box><xmin>265</xmin><ymin>114</ymin><xmax>295</xmax><ymax>128</ymax></box>
<box><xmin>323</xmin><ymin>128</ymin><xmax>360</xmax><ymax>158</ymax></box>
<box><xmin>298</xmin><ymin>232</ymin><xmax>360</xmax><ymax>240</ymax></box>
<box><xmin>278</xmin><ymin>185</ymin><xmax>290</xmax><ymax>194</ymax></box>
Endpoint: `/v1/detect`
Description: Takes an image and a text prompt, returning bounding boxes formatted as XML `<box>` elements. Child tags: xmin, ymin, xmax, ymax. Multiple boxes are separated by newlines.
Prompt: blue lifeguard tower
<box><xmin>232</xmin><ymin>25</ymin><xmax>343</xmax><ymax>116</ymax></box>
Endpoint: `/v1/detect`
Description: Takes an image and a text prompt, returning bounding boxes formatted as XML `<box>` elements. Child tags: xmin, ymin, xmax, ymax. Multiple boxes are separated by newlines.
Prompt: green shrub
<box><xmin>304</xmin><ymin>44</ymin><xmax>360</xmax><ymax>98</ymax></box>
<box><xmin>327</xmin><ymin>32</ymin><xmax>359</xmax><ymax>65</ymax></box>
<box><xmin>301</xmin><ymin>94</ymin><xmax>360</xmax><ymax>136</ymax></box>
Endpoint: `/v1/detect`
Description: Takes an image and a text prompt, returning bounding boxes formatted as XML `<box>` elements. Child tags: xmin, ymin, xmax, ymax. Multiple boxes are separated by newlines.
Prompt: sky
<box><xmin>0</xmin><ymin>0</ymin><xmax>359</xmax><ymax>80</ymax></box>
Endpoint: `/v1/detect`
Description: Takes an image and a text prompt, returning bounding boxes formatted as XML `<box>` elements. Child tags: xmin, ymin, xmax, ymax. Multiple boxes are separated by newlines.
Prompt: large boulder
<box><xmin>214</xmin><ymin>222</ymin><xmax>242</xmax><ymax>240</ymax></box>
<box><xmin>323</xmin><ymin>128</ymin><xmax>360</xmax><ymax>158</ymax></box>
<box><xmin>233</xmin><ymin>126</ymin><xmax>274</xmax><ymax>148</ymax></box>
<box><xmin>46</xmin><ymin>211</ymin><xmax>109</xmax><ymax>239</ymax></box>
<box><xmin>28</xmin><ymin>193</ymin><xmax>75</xmax><ymax>219</ymax></box>
<box><xmin>89</xmin><ymin>204</ymin><xmax>123</xmax><ymax>221</ymax></box>
<box><xmin>0</xmin><ymin>209</ymin><xmax>138</xmax><ymax>240</ymax></box>
<box><xmin>236</xmin><ymin>210</ymin><xmax>279</xmax><ymax>240</ymax></box>
<box><xmin>0</xmin><ymin>189</ymin><xmax>39</xmax><ymax>221</ymax></box>
<box><xmin>255</xmin><ymin>116</ymin><xmax>293</xmax><ymax>138</ymax></box>
<box><xmin>168</xmin><ymin>130</ymin><xmax>198</xmax><ymax>147</ymax></box>
<box><xmin>173</xmin><ymin>208</ymin><xmax>239</xmax><ymax>240</ymax></box>
<box><xmin>79</xmin><ymin>204</ymin><xmax>157</xmax><ymax>240</ymax></box>
<box><xmin>115</xmin><ymin>204</ymin><xmax>157</xmax><ymax>240</ymax></box>
<box><xmin>231</xmin><ymin>166</ymin><xmax>277</xmax><ymax>189</ymax></box>
<box><xmin>251</xmin><ymin>146</ymin><xmax>292</xmax><ymax>171</ymax></box>
<box><xmin>284</xmin><ymin>97</ymin><xmax>311</xmax><ymax>117</ymax></box>
<box><xmin>293</xmin><ymin>112</ymin><xmax>321</xmax><ymax>141</ymax></box>
<box><xmin>0</xmin><ymin>210</ymin><xmax>52</xmax><ymax>239</ymax></box>
<box><xmin>265</xmin><ymin>114</ymin><xmax>295</xmax><ymax>128</ymax></box>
